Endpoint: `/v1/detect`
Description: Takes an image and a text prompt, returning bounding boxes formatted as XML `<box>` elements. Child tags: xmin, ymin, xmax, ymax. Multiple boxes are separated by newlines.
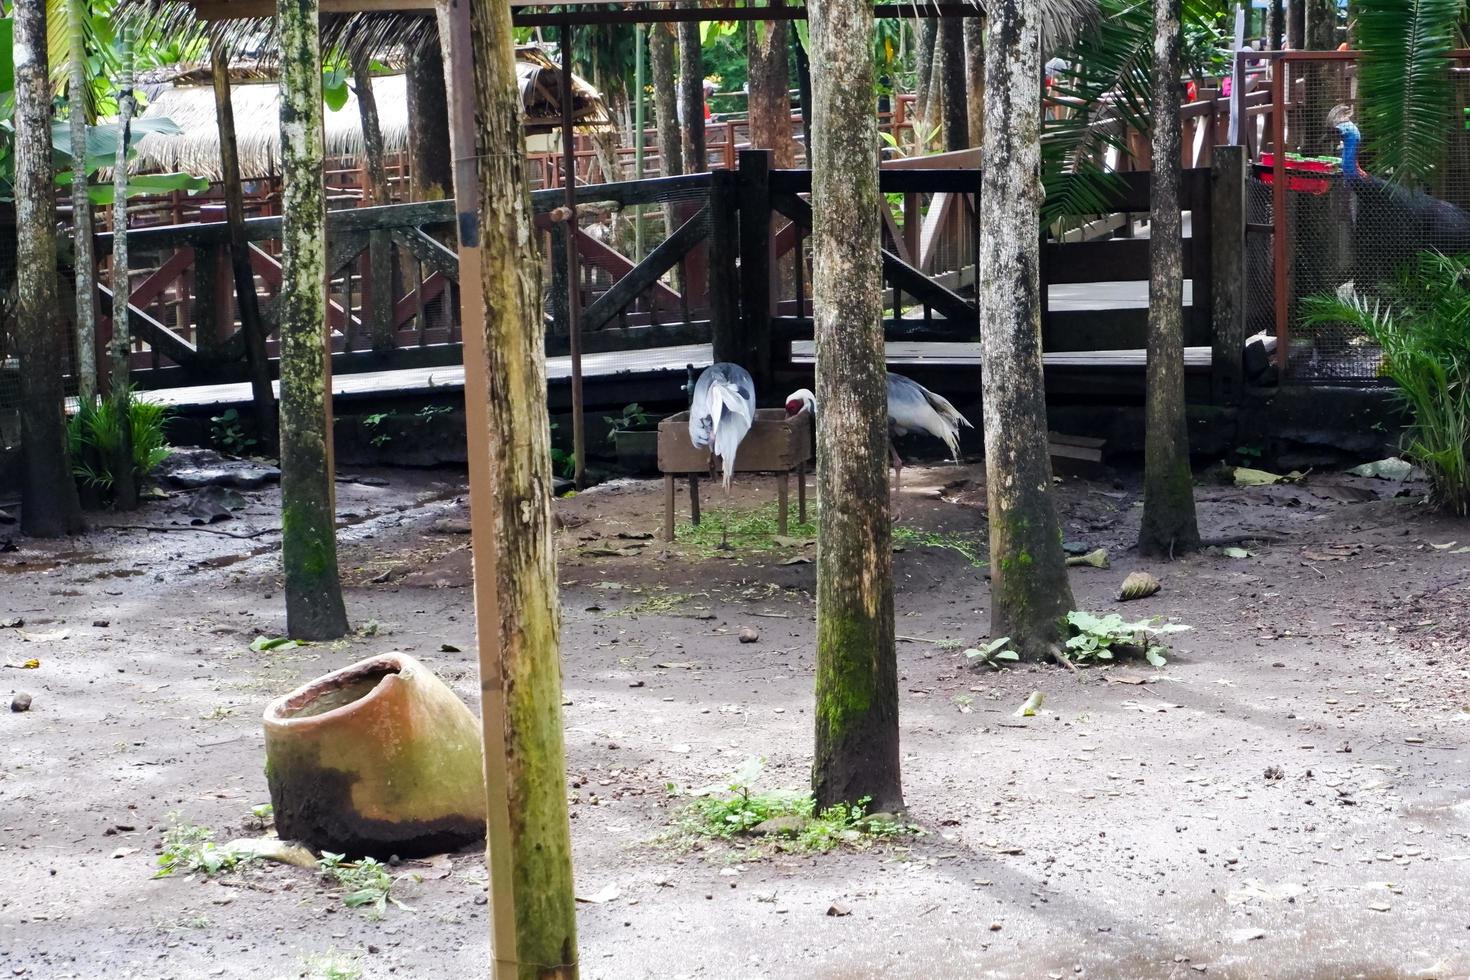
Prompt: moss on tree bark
<box><xmin>468</xmin><ymin>0</ymin><xmax>580</xmax><ymax>973</ymax></box>
<box><xmin>68</xmin><ymin>0</ymin><xmax>98</xmax><ymax>408</ymax></box>
<box><xmin>977</xmin><ymin>0</ymin><xmax>1076</xmax><ymax>661</ymax></box>
<box><xmin>14</xmin><ymin>0</ymin><xmax>84</xmax><ymax>538</ymax></box>
<box><xmin>1139</xmin><ymin>0</ymin><xmax>1201</xmax><ymax>558</ymax></box>
<box><xmin>807</xmin><ymin>0</ymin><xmax>903</xmax><ymax>814</ymax></box>
<box><xmin>277</xmin><ymin>0</ymin><xmax>347</xmax><ymax>641</ymax></box>
<box><xmin>110</xmin><ymin>27</ymin><xmax>138</xmax><ymax>511</ymax></box>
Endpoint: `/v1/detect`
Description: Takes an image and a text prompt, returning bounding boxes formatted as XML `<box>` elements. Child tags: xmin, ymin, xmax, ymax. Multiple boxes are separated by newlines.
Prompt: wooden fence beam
<box><xmin>580</xmin><ymin>206</ymin><xmax>710</xmax><ymax>333</ymax></box>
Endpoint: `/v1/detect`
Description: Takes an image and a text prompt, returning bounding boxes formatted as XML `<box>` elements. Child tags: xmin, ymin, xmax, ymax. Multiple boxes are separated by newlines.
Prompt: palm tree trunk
<box><xmin>977</xmin><ymin>0</ymin><xmax>1076</xmax><ymax>661</ymax></box>
<box><xmin>212</xmin><ymin>42</ymin><xmax>277</xmax><ymax>453</ymax></box>
<box><xmin>278</xmin><ymin>0</ymin><xmax>348</xmax><ymax>641</ymax></box>
<box><xmin>110</xmin><ymin>27</ymin><xmax>138</xmax><ymax>511</ymax></box>
<box><xmin>467</xmin><ymin>0</ymin><xmax>580</xmax><ymax>969</ymax></box>
<box><xmin>747</xmin><ymin>19</ymin><xmax>797</xmax><ymax>168</ymax></box>
<box><xmin>808</xmin><ymin>0</ymin><xmax>903</xmax><ymax>813</ymax></box>
<box><xmin>68</xmin><ymin>0</ymin><xmax>98</xmax><ymax>407</ymax></box>
<box><xmin>964</xmin><ymin>16</ymin><xmax>986</xmax><ymax>148</ymax></box>
<box><xmin>14</xmin><ymin>0</ymin><xmax>84</xmax><ymax>537</ymax></box>
<box><xmin>1139</xmin><ymin>0</ymin><xmax>1200</xmax><ymax>558</ymax></box>
<box><xmin>677</xmin><ymin>8</ymin><xmax>706</xmax><ymax>172</ymax></box>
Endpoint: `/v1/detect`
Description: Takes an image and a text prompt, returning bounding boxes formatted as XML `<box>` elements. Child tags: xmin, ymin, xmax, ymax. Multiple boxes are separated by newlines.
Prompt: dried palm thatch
<box><xmin>123</xmin><ymin>52</ymin><xmax>608</xmax><ymax>181</ymax></box>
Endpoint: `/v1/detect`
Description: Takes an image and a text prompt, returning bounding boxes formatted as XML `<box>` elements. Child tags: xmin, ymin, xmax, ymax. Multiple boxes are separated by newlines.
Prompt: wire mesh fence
<box><xmin>1265</xmin><ymin>53</ymin><xmax>1470</xmax><ymax>384</ymax></box>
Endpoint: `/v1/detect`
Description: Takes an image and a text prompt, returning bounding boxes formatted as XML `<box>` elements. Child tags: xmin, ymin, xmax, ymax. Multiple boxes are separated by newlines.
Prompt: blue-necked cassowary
<box><xmin>1331</xmin><ymin>116</ymin><xmax>1470</xmax><ymax>282</ymax></box>
<box><xmin>784</xmin><ymin>371</ymin><xmax>972</xmax><ymax>497</ymax></box>
<box><xmin>688</xmin><ymin>362</ymin><xmax>756</xmax><ymax>547</ymax></box>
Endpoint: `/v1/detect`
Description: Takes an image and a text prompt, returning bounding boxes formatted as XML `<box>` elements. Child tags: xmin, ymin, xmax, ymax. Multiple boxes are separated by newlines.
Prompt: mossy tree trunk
<box><xmin>977</xmin><ymin>0</ymin><xmax>1076</xmax><ymax>661</ymax></box>
<box><xmin>1139</xmin><ymin>0</ymin><xmax>1201</xmax><ymax>558</ymax></box>
<box><xmin>213</xmin><ymin>42</ymin><xmax>277</xmax><ymax>453</ymax></box>
<box><xmin>747</xmin><ymin>18</ymin><xmax>797</xmax><ymax>168</ymax></box>
<box><xmin>407</xmin><ymin>33</ymin><xmax>452</xmax><ymax>201</ymax></box>
<box><xmin>938</xmin><ymin>17</ymin><xmax>968</xmax><ymax>152</ymax></box>
<box><xmin>964</xmin><ymin>16</ymin><xmax>986</xmax><ymax>149</ymax></box>
<box><xmin>677</xmin><ymin>6</ymin><xmax>706</xmax><ymax>172</ymax></box>
<box><xmin>467</xmin><ymin>0</ymin><xmax>580</xmax><ymax>972</ymax></box>
<box><xmin>14</xmin><ymin>0</ymin><xmax>84</xmax><ymax>538</ymax></box>
<box><xmin>808</xmin><ymin>0</ymin><xmax>903</xmax><ymax>814</ymax></box>
<box><xmin>353</xmin><ymin>51</ymin><xmax>395</xmax><ymax>355</ymax></box>
<box><xmin>109</xmin><ymin>27</ymin><xmax>138</xmax><ymax>511</ymax></box>
<box><xmin>277</xmin><ymin>0</ymin><xmax>348</xmax><ymax>641</ymax></box>
<box><xmin>68</xmin><ymin>0</ymin><xmax>98</xmax><ymax>408</ymax></box>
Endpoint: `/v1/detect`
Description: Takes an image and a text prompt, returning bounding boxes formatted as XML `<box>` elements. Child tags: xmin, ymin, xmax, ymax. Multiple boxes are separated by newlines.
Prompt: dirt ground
<box><xmin>3</xmin><ymin>457</ymin><xmax>1469</xmax><ymax>980</ymax></box>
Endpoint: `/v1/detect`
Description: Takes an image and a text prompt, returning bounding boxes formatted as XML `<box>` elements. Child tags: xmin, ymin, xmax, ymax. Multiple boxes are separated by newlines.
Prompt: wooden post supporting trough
<box><xmin>1210</xmin><ymin>145</ymin><xmax>1247</xmax><ymax>404</ymax></box>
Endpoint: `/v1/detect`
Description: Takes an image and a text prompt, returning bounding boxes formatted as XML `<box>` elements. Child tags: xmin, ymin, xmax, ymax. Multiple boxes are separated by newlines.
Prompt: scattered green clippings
<box><xmin>249</xmin><ymin>636</ymin><xmax>300</xmax><ymax>653</ymax></box>
<box><xmin>154</xmin><ymin>814</ymin><xmax>254</xmax><ymax>878</ymax></box>
<box><xmin>1015</xmin><ymin>691</ymin><xmax>1045</xmax><ymax>717</ymax></box>
<box><xmin>676</xmin><ymin>503</ymin><xmax>818</xmax><ymax>555</ymax></box>
<box><xmin>1064</xmin><ymin>611</ymin><xmax>1191</xmax><ymax>668</ymax></box>
<box><xmin>1220</xmin><ymin>546</ymin><xmax>1254</xmax><ymax>559</ymax></box>
<box><xmin>249</xmin><ymin>803</ymin><xmax>274</xmax><ymax>824</ymax></box>
<box><xmin>317</xmin><ymin>852</ymin><xmax>419</xmax><ymax>918</ymax></box>
<box><xmin>302</xmin><ymin>949</ymin><xmax>363</xmax><ymax>980</ymax></box>
<box><xmin>965</xmin><ymin>637</ymin><xmax>1020</xmax><ymax>669</ymax></box>
<box><xmin>892</xmin><ymin>525</ymin><xmax>987</xmax><ymax>567</ymax></box>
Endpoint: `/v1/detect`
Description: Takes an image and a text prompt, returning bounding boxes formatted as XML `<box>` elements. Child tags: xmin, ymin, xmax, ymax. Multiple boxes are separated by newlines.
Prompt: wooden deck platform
<box><xmin>143</xmin><ymin>341</ymin><xmax>1214</xmax><ymax>414</ymax></box>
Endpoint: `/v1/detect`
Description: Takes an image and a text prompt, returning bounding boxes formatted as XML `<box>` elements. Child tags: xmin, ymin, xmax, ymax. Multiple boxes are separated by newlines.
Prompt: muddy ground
<box><xmin>2</xmin><ymin>458</ymin><xmax>1469</xmax><ymax>980</ymax></box>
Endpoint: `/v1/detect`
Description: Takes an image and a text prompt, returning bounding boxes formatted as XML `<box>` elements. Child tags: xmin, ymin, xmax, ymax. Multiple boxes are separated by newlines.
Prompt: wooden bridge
<box><xmin>72</xmin><ymin>146</ymin><xmax>1251</xmax><ymax>418</ymax></box>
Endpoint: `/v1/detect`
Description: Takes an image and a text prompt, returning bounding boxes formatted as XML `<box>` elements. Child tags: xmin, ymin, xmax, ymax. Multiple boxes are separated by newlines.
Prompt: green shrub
<box><xmin>68</xmin><ymin>392</ymin><xmax>172</xmax><ymax>500</ymax></box>
<box><xmin>1301</xmin><ymin>252</ymin><xmax>1470</xmax><ymax>514</ymax></box>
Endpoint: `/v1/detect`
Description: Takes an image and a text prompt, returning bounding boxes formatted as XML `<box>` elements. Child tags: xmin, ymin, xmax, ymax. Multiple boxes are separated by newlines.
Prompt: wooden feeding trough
<box><xmin>658</xmin><ymin>409</ymin><xmax>815</xmax><ymax>542</ymax></box>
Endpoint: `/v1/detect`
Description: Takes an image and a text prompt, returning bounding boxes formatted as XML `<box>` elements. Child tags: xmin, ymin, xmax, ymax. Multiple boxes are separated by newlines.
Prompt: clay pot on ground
<box><xmin>263</xmin><ymin>652</ymin><xmax>486</xmax><ymax>858</ymax></box>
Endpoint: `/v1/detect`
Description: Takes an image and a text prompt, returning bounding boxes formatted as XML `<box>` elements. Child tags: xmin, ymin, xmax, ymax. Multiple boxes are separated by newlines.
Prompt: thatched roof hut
<box><xmin>128</xmin><ymin>48</ymin><xmax>608</xmax><ymax>181</ymax></box>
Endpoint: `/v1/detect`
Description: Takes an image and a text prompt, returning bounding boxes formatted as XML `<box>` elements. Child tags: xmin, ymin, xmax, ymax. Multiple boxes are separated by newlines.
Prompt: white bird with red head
<box><xmin>689</xmin><ymin>362</ymin><xmax>756</xmax><ymax>490</ymax></box>
<box><xmin>786</xmin><ymin>371</ymin><xmax>972</xmax><ymax>491</ymax></box>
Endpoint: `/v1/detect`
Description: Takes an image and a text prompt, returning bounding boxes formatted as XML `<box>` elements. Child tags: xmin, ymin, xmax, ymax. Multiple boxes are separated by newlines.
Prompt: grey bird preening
<box><xmin>689</xmin><ymin>362</ymin><xmax>756</xmax><ymax>548</ymax></box>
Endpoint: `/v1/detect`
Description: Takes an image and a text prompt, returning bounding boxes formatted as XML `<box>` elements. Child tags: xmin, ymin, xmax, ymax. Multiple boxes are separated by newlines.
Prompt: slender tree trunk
<box><xmin>14</xmin><ymin>0</ymin><xmax>84</xmax><ymax>537</ymax></box>
<box><xmin>793</xmin><ymin>29</ymin><xmax>814</xmax><ymax>157</ymax></box>
<box><xmin>213</xmin><ymin>43</ymin><xmax>277</xmax><ymax>453</ymax></box>
<box><xmin>808</xmin><ymin>0</ymin><xmax>903</xmax><ymax>814</ymax></box>
<box><xmin>650</xmin><ymin>23</ymin><xmax>683</xmax><ymax>179</ymax></box>
<box><xmin>978</xmin><ymin>0</ymin><xmax>1076</xmax><ymax>661</ymax></box>
<box><xmin>1269</xmin><ymin>0</ymin><xmax>1285</xmax><ymax>49</ymax></box>
<box><xmin>914</xmin><ymin>18</ymin><xmax>937</xmax><ymax>139</ymax></box>
<box><xmin>939</xmin><ymin>17</ymin><xmax>968</xmax><ymax>152</ymax></box>
<box><xmin>68</xmin><ymin>0</ymin><xmax>97</xmax><ymax>407</ymax></box>
<box><xmin>353</xmin><ymin>52</ymin><xmax>396</xmax><ymax>355</ymax></box>
<box><xmin>747</xmin><ymin>19</ymin><xmax>797</xmax><ymax>168</ymax></box>
<box><xmin>468</xmin><ymin>0</ymin><xmax>580</xmax><ymax>970</ymax></box>
<box><xmin>964</xmin><ymin>17</ymin><xmax>986</xmax><ymax>149</ymax></box>
<box><xmin>110</xmin><ymin>27</ymin><xmax>138</xmax><ymax>511</ymax></box>
<box><xmin>407</xmin><ymin>33</ymin><xmax>453</xmax><ymax>201</ymax></box>
<box><xmin>278</xmin><ymin>0</ymin><xmax>348</xmax><ymax>641</ymax></box>
<box><xmin>677</xmin><ymin>8</ymin><xmax>706</xmax><ymax>172</ymax></box>
<box><xmin>1287</xmin><ymin>0</ymin><xmax>1305</xmax><ymax>50</ymax></box>
<box><xmin>1139</xmin><ymin>0</ymin><xmax>1201</xmax><ymax>558</ymax></box>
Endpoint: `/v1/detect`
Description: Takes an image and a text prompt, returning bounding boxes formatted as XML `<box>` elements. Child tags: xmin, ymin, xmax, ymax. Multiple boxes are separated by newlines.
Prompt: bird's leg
<box><xmin>719</xmin><ymin>485</ymin><xmax>732</xmax><ymax>550</ymax></box>
<box><xmin>889</xmin><ymin>443</ymin><xmax>905</xmax><ymax>516</ymax></box>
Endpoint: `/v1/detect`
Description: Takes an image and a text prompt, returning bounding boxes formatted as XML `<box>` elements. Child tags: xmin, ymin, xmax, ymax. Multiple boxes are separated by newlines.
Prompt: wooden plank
<box><xmin>707</xmin><ymin>171</ymin><xmax>741</xmax><ymax>364</ymax></box>
<box><xmin>390</xmin><ymin>226</ymin><xmax>460</xmax><ymax>281</ymax></box>
<box><xmin>546</xmin><ymin>320</ymin><xmax>711</xmax><ymax>357</ymax></box>
<box><xmin>325</xmin><ymin>230</ymin><xmax>370</xmax><ymax>277</ymax></box>
<box><xmin>580</xmin><ymin>206</ymin><xmax>710</xmax><ymax>333</ymax></box>
<box><xmin>126</xmin><ymin>247</ymin><xmax>196</xmax><ymax>310</ymax></box>
<box><xmin>1046</xmin><ymin>238</ymin><xmax>1198</xmax><ymax>283</ymax></box>
<box><xmin>739</xmin><ymin>150</ymin><xmax>776</xmax><ymax>391</ymax></box>
<box><xmin>574</xmin><ymin>231</ymin><xmax>683</xmax><ymax>309</ymax></box>
<box><xmin>98</xmin><ymin>283</ymin><xmax>198</xmax><ymax>366</ymax></box>
<box><xmin>658</xmin><ymin>409</ymin><xmax>813</xmax><ymax>474</ymax></box>
<box><xmin>528</xmin><ymin>172</ymin><xmax>714</xmax><ymax>213</ymax></box>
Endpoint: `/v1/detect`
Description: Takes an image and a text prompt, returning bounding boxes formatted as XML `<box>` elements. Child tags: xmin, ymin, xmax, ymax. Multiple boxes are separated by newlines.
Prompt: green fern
<box><xmin>67</xmin><ymin>391</ymin><xmax>172</xmax><ymax>495</ymax></box>
<box><xmin>1356</xmin><ymin>0</ymin><xmax>1462</xmax><ymax>187</ymax></box>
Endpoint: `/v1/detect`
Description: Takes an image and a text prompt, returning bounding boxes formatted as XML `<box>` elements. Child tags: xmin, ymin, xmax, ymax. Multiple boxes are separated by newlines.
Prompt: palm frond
<box><xmin>1356</xmin><ymin>0</ymin><xmax>1461</xmax><ymax>187</ymax></box>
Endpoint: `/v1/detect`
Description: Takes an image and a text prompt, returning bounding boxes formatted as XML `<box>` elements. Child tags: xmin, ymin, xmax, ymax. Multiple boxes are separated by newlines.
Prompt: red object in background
<box><xmin>1186</xmin><ymin>80</ymin><xmax>1197</xmax><ymax>102</ymax></box>
<box><xmin>1257</xmin><ymin>152</ymin><xmax>1337</xmax><ymax>195</ymax></box>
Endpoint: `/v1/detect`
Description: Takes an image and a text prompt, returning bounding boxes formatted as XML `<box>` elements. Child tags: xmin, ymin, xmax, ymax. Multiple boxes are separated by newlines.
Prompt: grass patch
<box><xmin>893</xmin><ymin>525</ymin><xmax>987</xmax><ymax>567</ymax></box>
<box><xmin>154</xmin><ymin>814</ymin><xmax>253</xmax><ymax>878</ymax></box>
<box><xmin>671</xmin><ymin>759</ymin><xmax>918</xmax><ymax>853</ymax></box>
<box><xmin>302</xmin><ymin>950</ymin><xmax>363</xmax><ymax>980</ymax></box>
<box><xmin>317</xmin><ymin>852</ymin><xmax>420</xmax><ymax>918</ymax></box>
<box><xmin>675</xmin><ymin>502</ymin><xmax>817</xmax><ymax>555</ymax></box>
<box><xmin>609</xmin><ymin>587</ymin><xmax>705</xmax><ymax>617</ymax></box>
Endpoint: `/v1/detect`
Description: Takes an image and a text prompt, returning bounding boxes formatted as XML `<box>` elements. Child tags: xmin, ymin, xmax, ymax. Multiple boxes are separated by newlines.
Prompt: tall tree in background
<box><xmin>964</xmin><ymin>16</ymin><xmax>985</xmax><ymax>148</ymax></box>
<box><xmin>914</xmin><ymin>18</ymin><xmax>937</xmax><ymax>137</ymax></box>
<box><xmin>14</xmin><ymin>0</ymin><xmax>84</xmax><ymax>537</ymax></box>
<box><xmin>1138</xmin><ymin>0</ymin><xmax>1200</xmax><ymax>558</ymax></box>
<box><xmin>108</xmin><ymin>24</ymin><xmax>139</xmax><ymax>511</ymax></box>
<box><xmin>407</xmin><ymin>31</ymin><xmax>451</xmax><ymax>200</ymax></box>
<box><xmin>650</xmin><ymin>23</ymin><xmax>682</xmax><ymax>178</ymax></box>
<box><xmin>747</xmin><ymin>17</ymin><xmax>797</xmax><ymax>167</ymax></box>
<box><xmin>938</xmin><ymin>17</ymin><xmax>968</xmax><ymax>151</ymax></box>
<box><xmin>677</xmin><ymin>6</ymin><xmax>706</xmax><ymax>171</ymax></box>
<box><xmin>977</xmin><ymin>0</ymin><xmax>1076</xmax><ymax>660</ymax></box>
<box><xmin>352</xmin><ymin>50</ymin><xmax>394</xmax><ymax>353</ymax></box>
<box><xmin>211</xmin><ymin>42</ymin><xmax>277</xmax><ymax>452</ymax></box>
<box><xmin>808</xmin><ymin>0</ymin><xmax>904</xmax><ymax>813</ymax></box>
<box><xmin>466</xmin><ymin>0</ymin><xmax>580</xmax><ymax>966</ymax></box>
<box><xmin>277</xmin><ymin>0</ymin><xmax>348</xmax><ymax>640</ymax></box>
<box><xmin>67</xmin><ymin>0</ymin><xmax>98</xmax><ymax>406</ymax></box>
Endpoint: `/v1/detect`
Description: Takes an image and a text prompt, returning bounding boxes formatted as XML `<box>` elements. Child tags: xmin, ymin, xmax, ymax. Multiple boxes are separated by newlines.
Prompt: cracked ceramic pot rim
<box><xmin>263</xmin><ymin>652</ymin><xmax>412</xmax><ymax>727</ymax></box>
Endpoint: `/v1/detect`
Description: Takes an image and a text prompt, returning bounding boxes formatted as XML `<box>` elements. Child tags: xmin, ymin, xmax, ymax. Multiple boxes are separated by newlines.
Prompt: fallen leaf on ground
<box><xmin>221</xmin><ymin>837</ymin><xmax>317</xmax><ymax>869</ymax></box>
<box><xmin>1220</xmin><ymin>547</ymin><xmax>1253</xmax><ymax>559</ymax></box>
<box><xmin>1233</xmin><ymin>467</ymin><xmax>1302</xmax><ymax>486</ymax></box>
<box><xmin>826</xmin><ymin>903</ymin><xmax>852</xmax><ymax>917</ymax></box>
<box><xmin>575</xmin><ymin>884</ymin><xmax>621</xmax><ymax>904</ymax></box>
<box><xmin>1103</xmin><ymin>672</ymin><xmax>1155</xmax><ymax>685</ymax></box>
<box><xmin>18</xmin><ymin>629</ymin><xmax>69</xmax><ymax>642</ymax></box>
<box><xmin>1015</xmin><ymin>692</ymin><xmax>1044</xmax><ymax>717</ymax></box>
<box><xmin>1118</xmin><ymin>571</ymin><xmax>1161</xmax><ymax>601</ymax></box>
<box><xmin>1348</xmin><ymin>458</ymin><xmax>1415</xmax><ymax>481</ymax></box>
